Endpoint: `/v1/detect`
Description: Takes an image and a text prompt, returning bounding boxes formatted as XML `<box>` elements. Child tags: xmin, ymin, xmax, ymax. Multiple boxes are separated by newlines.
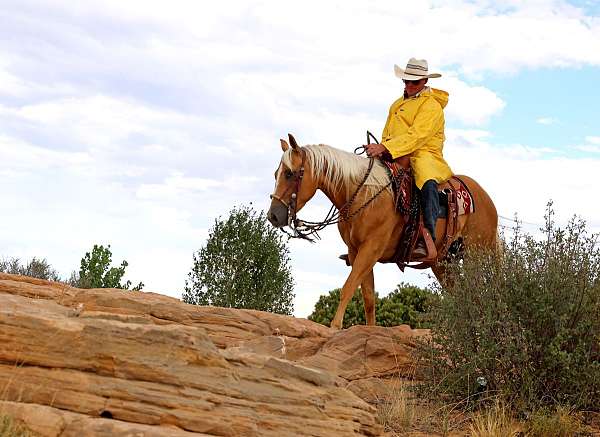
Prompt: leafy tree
<box><xmin>0</xmin><ymin>256</ymin><xmax>60</xmax><ymax>281</ymax></box>
<box><xmin>73</xmin><ymin>244</ymin><xmax>143</xmax><ymax>290</ymax></box>
<box><xmin>308</xmin><ymin>282</ymin><xmax>435</xmax><ymax>328</ymax></box>
<box><xmin>377</xmin><ymin>283</ymin><xmax>435</xmax><ymax>328</ymax></box>
<box><xmin>182</xmin><ymin>205</ymin><xmax>294</xmax><ymax>315</ymax></box>
<box><xmin>309</xmin><ymin>288</ymin><xmax>371</xmax><ymax>328</ymax></box>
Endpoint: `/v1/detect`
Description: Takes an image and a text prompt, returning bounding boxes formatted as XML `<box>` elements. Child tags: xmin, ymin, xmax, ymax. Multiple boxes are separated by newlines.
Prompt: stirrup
<box><xmin>412</xmin><ymin>230</ymin><xmax>437</xmax><ymax>263</ymax></box>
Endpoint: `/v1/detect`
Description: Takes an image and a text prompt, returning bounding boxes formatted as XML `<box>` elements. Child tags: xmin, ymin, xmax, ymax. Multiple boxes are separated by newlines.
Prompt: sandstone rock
<box><xmin>300</xmin><ymin>325</ymin><xmax>427</xmax><ymax>380</ymax></box>
<box><xmin>0</xmin><ymin>273</ymin><xmax>332</xmax><ymax>349</ymax></box>
<box><xmin>0</xmin><ymin>273</ymin><xmax>426</xmax><ymax>436</ymax></box>
<box><xmin>0</xmin><ymin>274</ymin><xmax>382</xmax><ymax>436</ymax></box>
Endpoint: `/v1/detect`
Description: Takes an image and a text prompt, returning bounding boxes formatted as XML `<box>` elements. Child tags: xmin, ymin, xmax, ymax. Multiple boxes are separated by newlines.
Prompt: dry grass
<box><xmin>468</xmin><ymin>401</ymin><xmax>521</xmax><ymax>437</ymax></box>
<box><xmin>525</xmin><ymin>406</ymin><xmax>586</xmax><ymax>437</ymax></box>
<box><xmin>373</xmin><ymin>377</ymin><xmax>594</xmax><ymax>437</ymax></box>
<box><xmin>375</xmin><ymin>381</ymin><xmax>417</xmax><ymax>434</ymax></box>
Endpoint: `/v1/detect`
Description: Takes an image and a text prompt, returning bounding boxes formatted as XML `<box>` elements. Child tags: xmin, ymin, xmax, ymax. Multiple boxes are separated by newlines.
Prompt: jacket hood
<box><xmin>428</xmin><ymin>88</ymin><xmax>449</xmax><ymax>109</ymax></box>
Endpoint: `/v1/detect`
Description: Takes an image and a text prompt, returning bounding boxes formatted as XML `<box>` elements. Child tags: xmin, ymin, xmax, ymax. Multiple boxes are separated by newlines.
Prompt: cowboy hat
<box><xmin>394</xmin><ymin>58</ymin><xmax>441</xmax><ymax>80</ymax></box>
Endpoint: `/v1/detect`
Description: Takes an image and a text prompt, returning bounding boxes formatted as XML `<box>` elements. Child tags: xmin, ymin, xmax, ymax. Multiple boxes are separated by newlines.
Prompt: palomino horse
<box><xmin>268</xmin><ymin>135</ymin><xmax>498</xmax><ymax>330</ymax></box>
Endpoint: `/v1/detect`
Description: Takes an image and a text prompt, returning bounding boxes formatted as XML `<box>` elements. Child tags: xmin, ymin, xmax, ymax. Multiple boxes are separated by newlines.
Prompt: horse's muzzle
<box><xmin>268</xmin><ymin>198</ymin><xmax>288</xmax><ymax>228</ymax></box>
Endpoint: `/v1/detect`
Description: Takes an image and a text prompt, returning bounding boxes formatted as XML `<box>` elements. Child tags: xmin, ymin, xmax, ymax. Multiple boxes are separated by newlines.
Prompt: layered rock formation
<box><xmin>0</xmin><ymin>273</ymin><xmax>425</xmax><ymax>436</ymax></box>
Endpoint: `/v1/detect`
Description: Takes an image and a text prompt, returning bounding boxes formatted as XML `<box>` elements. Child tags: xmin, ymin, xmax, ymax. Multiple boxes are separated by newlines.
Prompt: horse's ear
<box><xmin>288</xmin><ymin>133</ymin><xmax>299</xmax><ymax>150</ymax></box>
<box><xmin>280</xmin><ymin>139</ymin><xmax>289</xmax><ymax>152</ymax></box>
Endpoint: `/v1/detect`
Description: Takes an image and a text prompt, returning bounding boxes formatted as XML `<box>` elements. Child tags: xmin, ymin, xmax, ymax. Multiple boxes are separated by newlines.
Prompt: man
<box><xmin>366</xmin><ymin>58</ymin><xmax>453</xmax><ymax>258</ymax></box>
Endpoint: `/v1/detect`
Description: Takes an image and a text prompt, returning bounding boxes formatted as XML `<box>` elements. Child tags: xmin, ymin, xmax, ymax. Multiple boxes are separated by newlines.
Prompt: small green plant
<box><xmin>418</xmin><ymin>202</ymin><xmax>600</xmax><ymax>414</ymax></box>
<box><xmin>0</xmin><ymin>415</ymin><xmax>33</xmax><ymax>437</ymax></box>
<box><xmin>72</xmin><ymin>244</ymin><xmax>143</xmax><ymax>290</ymax></box>
<box><xmin>308</xmin><ymin>282</ymin><xmax>435</xmax><ymax>328</ymax></box>
<box><xmin>182</xmin><ymin>205</ymin><xmax>294</xmax><ymax>315</ymax></box>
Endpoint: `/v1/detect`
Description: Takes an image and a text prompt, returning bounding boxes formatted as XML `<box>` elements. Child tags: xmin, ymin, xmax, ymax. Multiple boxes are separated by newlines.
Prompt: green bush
<box><xmin>308</xmin><ymin>282</ymin><xmax>435</xmax><ymax>328</ymax></box>
<box><xmin>182</xmin><ymin>205</ymin><xmax>294</xmax><ymax>315</ymax></box>
<box><xmin>72</xmin><ymin>244</ymin><xmax>144</xmax><ymax>290</ymax></box>
<box><xmin>418</xmin><ymin>204</ymin><xmax>600</xmax><ymax>413</ymax></box>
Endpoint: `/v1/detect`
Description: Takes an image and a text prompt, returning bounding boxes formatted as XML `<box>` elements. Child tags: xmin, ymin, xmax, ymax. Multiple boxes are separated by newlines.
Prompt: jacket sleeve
<box><xmin>382</xmin><ymin>99</ymin><xmax>444</xmax><ymax>159</ymax></box>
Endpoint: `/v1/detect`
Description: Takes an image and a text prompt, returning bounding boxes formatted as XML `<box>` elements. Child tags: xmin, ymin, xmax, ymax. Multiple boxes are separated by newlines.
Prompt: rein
<box><xmin>275</xmin><ymin>132</ymin><xmax>392</xmax><ymax>241</ymax></box>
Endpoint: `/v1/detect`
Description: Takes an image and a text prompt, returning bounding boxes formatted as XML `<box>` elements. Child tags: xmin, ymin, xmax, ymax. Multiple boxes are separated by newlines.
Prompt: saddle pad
<box><xmin>439</xmin><ymin>176</ymin><xmax>475</xmax><ymax>216</ymax></box>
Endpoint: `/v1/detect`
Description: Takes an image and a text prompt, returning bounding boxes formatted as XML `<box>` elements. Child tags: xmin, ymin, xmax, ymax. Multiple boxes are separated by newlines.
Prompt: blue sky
<box><xmin>1</xmin><ymin>0</ymin><xmax>599</xmax><ymax>316</ymax></box>
<box><xmin>480</xmin><ymin>66</ymin><xmax>600</xmax><ymax>150</ymax></box>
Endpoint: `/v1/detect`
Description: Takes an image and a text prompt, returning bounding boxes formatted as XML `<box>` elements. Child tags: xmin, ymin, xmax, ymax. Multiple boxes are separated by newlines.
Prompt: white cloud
<box><xmin>437</xmin><ymin>74</ymin><xmax>506</xmax><ymax>125</ymax></box>
<box><xmin>576</xmin><ymin>144</ymin><xmax>600</xmax><ymax>153</ymax></box>
<box><xmin>1</xmin><ymin>0</ymin><xmax>600</xmax><ymax>319</ymax></box>
<box><xmin>585</xmin><ymin>136</ymin><xmax>600</xmax><ymax>145</ymax></box>
<box><xmin>537</xmin><ymin>117</ymin><xmax>558</xmax><ymax>125</ymax></box>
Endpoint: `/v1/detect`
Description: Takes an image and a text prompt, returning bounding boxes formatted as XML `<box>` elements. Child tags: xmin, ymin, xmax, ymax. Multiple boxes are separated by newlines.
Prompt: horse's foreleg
<box><xmin>360</xmin><ymin>269</ymin><xmax>376</xmax><ymax>326</ymax></box>
<box><xmin>331</xmin><ymin>247</ymin><xmax>378</xmax><ymax>330</ymax></box>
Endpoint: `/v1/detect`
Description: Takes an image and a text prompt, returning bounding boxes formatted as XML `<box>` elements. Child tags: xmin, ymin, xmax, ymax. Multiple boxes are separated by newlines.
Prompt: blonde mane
<box><xmin>282</xmin><ymin>144</ymin><xmax>391</xmax><ymax>195</ymax></box>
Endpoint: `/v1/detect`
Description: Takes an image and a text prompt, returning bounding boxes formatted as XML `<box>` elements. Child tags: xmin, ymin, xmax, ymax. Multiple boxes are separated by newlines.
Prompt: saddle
<box><xmin>380</xmin><ymin>155</ymin><xmax>475</xmax><ymax>270</ymax></box>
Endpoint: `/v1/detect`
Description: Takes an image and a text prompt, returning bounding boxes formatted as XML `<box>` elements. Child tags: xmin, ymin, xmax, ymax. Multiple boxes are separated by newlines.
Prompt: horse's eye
<box><xmin>285</xmin><ymin>169</ymin><xmax>294</xmax><ymax>179</ymax></box>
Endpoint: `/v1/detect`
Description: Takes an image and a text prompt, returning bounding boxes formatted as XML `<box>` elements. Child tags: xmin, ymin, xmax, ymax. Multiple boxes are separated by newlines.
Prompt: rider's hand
<box><xmin>365</xmin><ymin>143</ymin><xmax>387</xmax><ymax>157</ymax></box>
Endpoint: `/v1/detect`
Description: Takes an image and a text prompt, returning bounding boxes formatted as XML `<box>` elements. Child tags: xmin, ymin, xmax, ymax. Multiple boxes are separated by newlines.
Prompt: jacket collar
<box><xmin>403</xmin><ymin>86</ymin><xmax>430</xmax><ymax>100</ymax></box>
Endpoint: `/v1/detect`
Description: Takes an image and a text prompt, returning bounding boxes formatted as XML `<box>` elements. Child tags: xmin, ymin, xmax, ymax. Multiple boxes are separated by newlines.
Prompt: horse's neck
<box><xmin>319</xmin><ymin>183</ymin><xmax>350</xmax><ymax>210</ymax></box>
<box><xmin>315</xmin><ymin>163</ymin><xmax>361</xmax><ymax>210</ymax></box>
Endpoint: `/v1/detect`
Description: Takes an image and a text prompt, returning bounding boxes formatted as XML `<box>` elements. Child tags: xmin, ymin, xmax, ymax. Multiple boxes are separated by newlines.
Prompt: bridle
<box><xmin>270</xmin><ymin>132</ymin><xmax>392</xmax><ymax>241</ymax></box>
<box><xmin>269</xmin><ymin>148</ymin><xmax>307</xmax><ymax>230</ymax></box>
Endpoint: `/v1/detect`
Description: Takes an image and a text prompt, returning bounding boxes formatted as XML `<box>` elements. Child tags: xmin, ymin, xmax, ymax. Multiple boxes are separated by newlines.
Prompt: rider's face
<box><xmin>403</xmin><ymin>78</ymin><xmax>428</xmax><ymax>97</ymax></box>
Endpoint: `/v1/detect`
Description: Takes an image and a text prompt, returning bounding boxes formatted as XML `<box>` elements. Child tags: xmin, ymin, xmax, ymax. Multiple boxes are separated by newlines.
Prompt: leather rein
<box><xmin>270</xmin><ymin>132</ymin><xmax>391</xmax><ymax>241</ymax></box>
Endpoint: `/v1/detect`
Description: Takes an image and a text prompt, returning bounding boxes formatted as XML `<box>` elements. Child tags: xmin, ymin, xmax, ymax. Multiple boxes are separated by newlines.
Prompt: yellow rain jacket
<box><xmin>381</xmin><ymin>87</ymin><xmax>453</xmax><ymax>189</ymax></box>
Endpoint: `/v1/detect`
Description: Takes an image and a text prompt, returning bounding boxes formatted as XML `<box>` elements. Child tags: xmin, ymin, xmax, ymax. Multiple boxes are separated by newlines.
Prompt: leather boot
<box><xmin>412</xmin><ymin>241</ymin><xmax>428</xmax><ymax>258</ymax></box>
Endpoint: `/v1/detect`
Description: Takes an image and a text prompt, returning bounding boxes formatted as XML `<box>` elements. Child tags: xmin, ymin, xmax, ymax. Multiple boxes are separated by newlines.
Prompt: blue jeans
<box><xmin>420</xmin><ymin>179</ymin><xmax>439</xmax><ymax>241</ymax></box>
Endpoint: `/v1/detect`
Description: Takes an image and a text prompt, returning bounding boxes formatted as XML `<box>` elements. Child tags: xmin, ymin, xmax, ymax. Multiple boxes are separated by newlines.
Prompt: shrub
<box><xmin>0</xmin><ymin>257</ymin><xmax>60</xmax><ymax>281</ymax></box>
<box><xmin>418</xmin><ymin>203</ymin><xmax>600</xmax><ymax>413</ymax></box>
<box><xmin>308</xmin><ymin>282</ymin><xmax>435</xmax><ymax>328</ymax></box>
<box><xmin>182</xmin><ymin>205</ymin><xmax>294</xmax><ymax>315</ymax></box>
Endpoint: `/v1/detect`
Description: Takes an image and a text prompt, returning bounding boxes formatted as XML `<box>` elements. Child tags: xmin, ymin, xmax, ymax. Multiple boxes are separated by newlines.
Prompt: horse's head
<box><xmin>268</xmin><ymin>134</ymin><xmax>317</xmax><ymax>228</ymax></box>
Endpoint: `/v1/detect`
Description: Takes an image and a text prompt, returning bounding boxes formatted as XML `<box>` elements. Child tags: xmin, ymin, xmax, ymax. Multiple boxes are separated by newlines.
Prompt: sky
<box><xmin>1</xmin><ymin>0</ymin><xmax>599</xmax><ymax>317</ymax></box>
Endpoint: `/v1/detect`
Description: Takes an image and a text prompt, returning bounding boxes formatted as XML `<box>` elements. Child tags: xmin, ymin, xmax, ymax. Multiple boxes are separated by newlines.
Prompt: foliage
<box><xmin>0</xmin><ymin>256</ymin><xmax>60</xmax><ymax>281</ymax></box>
<box><xmin>418</xmin><ymin>203</ymin><xmax>600</xmax><ymax>413</ymax></box>
<box><xmin>308</xmin><ymin>282</ymin><xmax>435</xmax><ymax>328</ymax></box>
<box><xmin>74</xmin><ymin>244</ymin><xmax>143</xmax><ymax>290</ymax></box>
<box><xmin>378</xmin><ymin>282</ymin><xmax>436</xmax><ymax>328</ymax></box>
<box><xmin>182</xmin><ymin>205</ymin><xmax>294</xmax><ymax>315</ymax></box>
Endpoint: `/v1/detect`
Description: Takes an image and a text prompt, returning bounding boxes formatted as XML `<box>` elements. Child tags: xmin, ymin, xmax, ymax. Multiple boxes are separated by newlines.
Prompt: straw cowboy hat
<box><xmin>394</xmin><ymin>58</ymin><xmax>442</xmax><ymax>80</ymax></box>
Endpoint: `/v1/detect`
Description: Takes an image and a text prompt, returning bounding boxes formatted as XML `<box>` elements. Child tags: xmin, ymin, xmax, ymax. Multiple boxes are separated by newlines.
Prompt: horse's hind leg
<box><xmin>431</xmin><ymin>263</ymin><xmax>453</xmax><ymax>289</ymax></box>
<box><xmin>360</xmin><ymin>270</ymin><xmax>376</xmax><ymax>326</ymax></box>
